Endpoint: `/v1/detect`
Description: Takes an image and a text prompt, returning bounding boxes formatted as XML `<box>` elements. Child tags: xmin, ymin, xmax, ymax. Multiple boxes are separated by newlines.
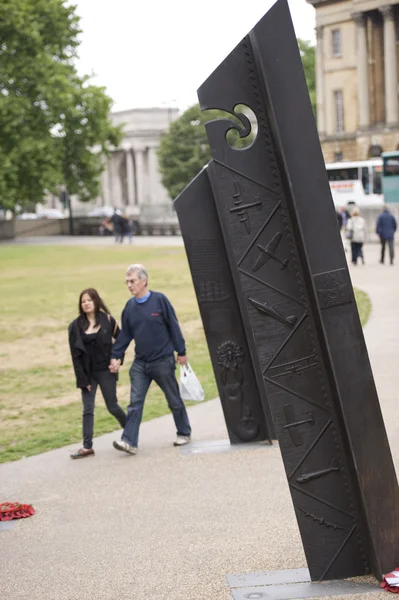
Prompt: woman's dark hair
<box><xmin>78</xmin><ymin>288</ymin><xmax>110</xmax><ymax>330</ymax></box>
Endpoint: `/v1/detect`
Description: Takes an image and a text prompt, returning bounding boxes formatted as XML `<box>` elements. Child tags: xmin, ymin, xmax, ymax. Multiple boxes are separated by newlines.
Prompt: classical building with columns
<box><xmin>67</xmin><ymin>107</ymin><xmax>179</xmax><ymax>220</ymax></box>
<box><xmin>308</xmin><ymin>0</ymin><xmax>399</xmax><ymax>162</ymax></box>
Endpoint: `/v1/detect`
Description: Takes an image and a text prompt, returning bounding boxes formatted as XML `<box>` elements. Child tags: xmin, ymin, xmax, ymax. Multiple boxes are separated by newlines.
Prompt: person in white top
<box><xmin>346</xmin><ymin>208</ymin><xmax>366</xmax><ymax>266</ymax></box>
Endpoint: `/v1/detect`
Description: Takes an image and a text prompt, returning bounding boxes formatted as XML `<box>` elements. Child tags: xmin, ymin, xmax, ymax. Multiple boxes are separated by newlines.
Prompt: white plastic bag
<box><xmin>179</xmin><ymin>364</ymin><xmax>205</xmax><ymax>402</ymax></box>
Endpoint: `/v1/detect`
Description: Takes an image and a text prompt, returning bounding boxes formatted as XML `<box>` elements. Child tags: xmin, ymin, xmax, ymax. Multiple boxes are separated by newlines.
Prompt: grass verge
<box><xmin>0</xmin><ymin>244</ymin><xmax>372</xmax><ymax>463</ymax></box>
<box><xmin>354</xmin><ymin>288</ymin><xmax>372</xmax><ymax>327</ymax></box>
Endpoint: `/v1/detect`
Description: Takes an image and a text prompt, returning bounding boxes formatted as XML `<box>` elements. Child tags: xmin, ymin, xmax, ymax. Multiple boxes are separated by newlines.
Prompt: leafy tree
<box><xmin>298</xmin><ymin>38</ymin><xmax>316</xmax><ymax>116</ymax></box>
<box><xmin>0</xmin><ymin>0</ymin><xmax>122</xmax><ymax>210</ymax></box>
<box><xmin>158</xmin><ymin>39</ymin><xmax>316</xmax><ymax>200</ymax></box>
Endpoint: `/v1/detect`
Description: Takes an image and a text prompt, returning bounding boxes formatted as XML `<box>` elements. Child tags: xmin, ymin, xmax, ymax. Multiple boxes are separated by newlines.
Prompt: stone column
<box><xmin>143</xmin><ymin>148</ymin><xmax>151</xmax><ymax>205</ymax></box>
<box><xmin>111</xmin><ymin>152</ymin><xmax>125</xmax><ymax>209</ymax></box>
<box><xmin>101</xmin><ymin>164</ymin><xmax>111</xmax><ymax>206</ymax></box>
<box><xmin>125</xmin><ymin>148</ymin><xmax>135</xmax><ymax>207</ymax></box>
<box><xmin>147</xmin><ymin>145</ymin><xmax>159</xmax><ymax>204</ymax></box>
<box><xmin>133</xmin><ymin>146</ymin><xmax>146</xmax><ymax>212</ymax></box>
<box><xmin>380</xmin><ymin>5</ymin><xmax>398</xmax><ymax>125</ymax></box>
<box><xmin>373</xmin><ymin>13</ymin><xmax>385</xmax><ymax>125</ymax></box>
<box><xmin>103</xmin><ymin>155</ymin><xmax>122</xmax><ymax>208</ymax></box>
<box><xmin>315</xmin><ymin>26</ymin><xmax>325</xmax><ymax>135</ymax></box>
<box><xmin>353</xmin><ymin>12</ymin><xmax>370</xmax><ymax>129</ymax></box>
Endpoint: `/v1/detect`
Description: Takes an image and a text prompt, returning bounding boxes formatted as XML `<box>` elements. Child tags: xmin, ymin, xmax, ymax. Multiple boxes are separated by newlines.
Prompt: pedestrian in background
<box><xmin>346</xmin><ymin>208</ymin><xmax>366</xmax><ymax>266</ymax></box>
<box><xmin>337</xmin><ymin>206</ymin><xmax>350</xmax><ymax>252</ymax></box>
<box><xmin>122</xmin><ymin>214</ymin><xmax>134</xmax><ymax>244</ymax></box>
<box><xmin>100</xmin><ymin>217</ymin><xmax>113</xmax><ymax>236</ymax></box>
<box><xmin>376</xmin><ymin>205</ymin><xmax>397</xmax><ymax>265</ymax></box>
<box><xmin>68</xmin><ymin>288</ymin><xmax>127</xmax><ymax>459</ymax></box>
<box><xmin>110</xmin><ymin>208</ymin><xmax>124</xmax><ymax>243</ymax></box>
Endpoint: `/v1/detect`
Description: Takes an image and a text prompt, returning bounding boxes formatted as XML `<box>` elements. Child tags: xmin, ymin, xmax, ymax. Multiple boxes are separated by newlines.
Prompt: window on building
<box><xmin>334</xmin><ymin>90</ymin><xmax>345</xmax><ymax>133</ymax></box>
<box><xmin>368</xmin><ymin>144</ymin><xmax>383</xmax><ymax>158</ymax></box>
<box><xmin>332</xmin><ymin>29</ymin><xmax>341</xmax><ymax>57</ymax></box>
<box><xmin>334</xmin><ymin>152</ymin><xmax>343</xmax><ymax>162</ymax></box>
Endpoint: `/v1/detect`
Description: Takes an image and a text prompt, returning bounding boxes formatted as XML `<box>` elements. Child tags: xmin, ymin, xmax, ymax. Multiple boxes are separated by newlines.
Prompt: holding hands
<box><xmin>109</xmin><ymin>358</ymin><xmax>121</xmax><ymax>373</ymax></box>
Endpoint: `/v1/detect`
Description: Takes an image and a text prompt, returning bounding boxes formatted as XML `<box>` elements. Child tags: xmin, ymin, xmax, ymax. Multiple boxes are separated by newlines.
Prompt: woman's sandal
<box><xmin>70</xmin><ymin>448</ymin><xmax>95</xmax><ymax>459</ymax></box>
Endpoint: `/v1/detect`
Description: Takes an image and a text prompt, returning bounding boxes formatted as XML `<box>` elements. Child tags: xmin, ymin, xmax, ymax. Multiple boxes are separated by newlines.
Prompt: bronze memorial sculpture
<box><xmin>175</xmin><ymin>0</ymin><xmax>399</xmax><ymax>583</ymax></box>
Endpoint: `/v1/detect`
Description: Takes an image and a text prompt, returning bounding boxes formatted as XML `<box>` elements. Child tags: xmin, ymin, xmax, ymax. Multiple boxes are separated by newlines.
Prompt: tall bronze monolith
<box><xmin>176</xmin><ymin>0</ymin><xmax>399</xmax><ymax>582</ymax></box>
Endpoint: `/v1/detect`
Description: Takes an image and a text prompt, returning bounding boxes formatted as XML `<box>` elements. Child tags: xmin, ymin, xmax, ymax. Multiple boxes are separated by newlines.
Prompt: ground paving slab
<box><xmin>0</xmin><ymin>244</ymin><xmax>397</xmax><ymax>600</ymax></box>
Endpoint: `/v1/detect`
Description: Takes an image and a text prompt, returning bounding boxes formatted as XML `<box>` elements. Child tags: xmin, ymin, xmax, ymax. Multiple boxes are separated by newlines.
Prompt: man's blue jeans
<box><xmin>122</xmin><ymin>356</ymin><xmax>191</xmax><ymax>448</ymax></box>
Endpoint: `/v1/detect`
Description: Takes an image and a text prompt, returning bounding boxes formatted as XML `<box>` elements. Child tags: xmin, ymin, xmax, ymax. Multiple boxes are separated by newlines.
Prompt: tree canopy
<box><xmin>298</xmin><ymin>38</ymin><xmax>316</xmax><ymax>116</ymax></box>
<box><xmin>0</xmin><ymin>0</ymin><xmax>122</xmax><ymax>210</ymax></box>
<box><xmin>158</xmin><ymin>38</ymin><xmax>316</xmax><ymax>201</ymax></box>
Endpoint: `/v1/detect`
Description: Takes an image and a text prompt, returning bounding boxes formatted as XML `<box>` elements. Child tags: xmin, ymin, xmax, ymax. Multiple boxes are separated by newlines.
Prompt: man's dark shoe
<box><xmin>113</xmin><ymin>440</ymin><xmax>137</xmax><ymax>455</ymax></box>
<box><xmin>71</xmin><ymin>448</ymin><xmax>95</xmax><ymax>459</ymax></box>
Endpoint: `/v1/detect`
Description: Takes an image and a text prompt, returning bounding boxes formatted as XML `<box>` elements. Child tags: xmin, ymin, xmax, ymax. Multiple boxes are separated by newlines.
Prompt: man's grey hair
<box><xmin>126</xmin><ymin>264</ymin><xmax>148</xmax><ymax>283</ymax></box>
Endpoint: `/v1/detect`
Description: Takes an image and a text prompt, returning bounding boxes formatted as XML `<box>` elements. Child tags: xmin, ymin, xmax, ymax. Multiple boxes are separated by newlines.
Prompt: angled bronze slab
<box><xmin>196</xmin><ymin>0</ymin><xmax>399</xmax><ymax>582</ymax></box>
<box><xmin>175</xmin><ymin>168</ymin><xmax>275</xmax><ymax>443</ymax></box>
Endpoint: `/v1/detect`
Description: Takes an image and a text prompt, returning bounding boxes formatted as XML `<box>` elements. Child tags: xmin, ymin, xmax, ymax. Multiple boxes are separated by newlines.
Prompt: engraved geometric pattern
<box><xmin>175</xmin><ymin>172</ymin><xmax>273</xmax><ymax>445</ymax></box>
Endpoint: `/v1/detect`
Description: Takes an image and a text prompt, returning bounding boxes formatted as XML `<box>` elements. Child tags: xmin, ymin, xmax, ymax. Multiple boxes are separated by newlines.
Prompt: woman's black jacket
<box><xmin>68</xmin><ymin>312</ymin><xmax>122</xmax><ymax>389</ymax></box>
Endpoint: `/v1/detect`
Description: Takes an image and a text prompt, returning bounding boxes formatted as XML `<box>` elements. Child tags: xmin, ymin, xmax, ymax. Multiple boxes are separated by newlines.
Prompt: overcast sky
<box><xmin>74</xmin><ymin>0</ymin><xmax>316</xmax><ymax>112</ymax></box>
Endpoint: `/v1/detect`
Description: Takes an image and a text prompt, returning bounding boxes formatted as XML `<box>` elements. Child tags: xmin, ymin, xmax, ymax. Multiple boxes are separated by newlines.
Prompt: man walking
<box><xmin>376</xmin><ymin>205</ymin><xmax>397</xmax><ymax>265</ymax></box>
<box><xmin>337</xmin><ymin>206</ymin><xmax>350</xmax><ymax>253</ymax></box>
<box><xmin>110</xmin><ymin>208</ymin><xmax>124</xmax><ymax>243</ymax></box>
<box><xmin>109</xmin><ymin>264</ymin><xmax>192</xmax><ymax>454</ymax></box>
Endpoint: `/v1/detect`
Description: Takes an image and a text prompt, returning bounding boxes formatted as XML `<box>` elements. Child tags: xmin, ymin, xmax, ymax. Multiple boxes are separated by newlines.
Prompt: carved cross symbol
<box><xmin>230</xmin><ymin>181</ymin><xmax>262</xmax><ymax>234</ymax></box>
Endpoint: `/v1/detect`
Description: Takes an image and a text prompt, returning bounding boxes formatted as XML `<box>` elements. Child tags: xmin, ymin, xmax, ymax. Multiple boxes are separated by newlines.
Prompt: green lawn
<box><xmin>0</xmin><ymin>244</ymin><xmax>371</xmax><ymax>463</ymax></box>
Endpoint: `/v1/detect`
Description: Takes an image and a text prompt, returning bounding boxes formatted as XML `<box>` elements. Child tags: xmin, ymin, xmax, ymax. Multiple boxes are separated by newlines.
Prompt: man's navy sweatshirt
<box><xmin>111</xmin><ymin>291</ymin><xmax>186</xmax><ymax>362</ymax></box>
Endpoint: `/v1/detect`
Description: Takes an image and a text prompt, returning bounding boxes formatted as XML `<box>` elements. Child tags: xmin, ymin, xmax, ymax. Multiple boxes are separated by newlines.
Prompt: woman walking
<box><xmin>346</xmin><ymin>208</ymin><xmax>366</xmax><ymax>266</ymax></box>
<box><xmin>68</xmin><ymin>289</ymin><xmax>127</xmax><ymax>459</ymax></box>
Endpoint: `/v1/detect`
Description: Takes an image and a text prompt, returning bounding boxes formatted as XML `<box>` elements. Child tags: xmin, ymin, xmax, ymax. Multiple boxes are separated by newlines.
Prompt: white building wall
<box><xmin>49</xmin><ymin>107</ymin><xmax>179</xmax><ymax>219</ymax></box>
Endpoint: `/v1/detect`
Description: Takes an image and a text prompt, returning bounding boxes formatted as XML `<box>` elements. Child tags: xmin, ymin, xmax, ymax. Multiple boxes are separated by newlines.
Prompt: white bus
<box><xmin>325</xmin><ymin>159</ymin><xmax>383</xmax><ymax>208</ymax></box>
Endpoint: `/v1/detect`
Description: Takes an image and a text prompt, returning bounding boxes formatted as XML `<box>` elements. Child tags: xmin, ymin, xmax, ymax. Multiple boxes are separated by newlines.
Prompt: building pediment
<box><xmin>351</xmin><ymin>0</ymin><xmax>399</xmax><ymax>10</ymax></box>
<box><xmin>307</xmin><ymin>0</ymin><xmax>346</xmax><ymax>5</ymax></box>
<box><xmin>309</xmin><ymin>0</ymin><xmax>399</xmax><ymax>7</ymax></box>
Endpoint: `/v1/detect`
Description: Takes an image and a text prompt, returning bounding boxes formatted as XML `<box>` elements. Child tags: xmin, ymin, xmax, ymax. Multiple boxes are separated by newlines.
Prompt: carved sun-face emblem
<box><xmin>217</xmin><ymin>341</ymin><xmax>244</xmax><ymax>369</ymax></box>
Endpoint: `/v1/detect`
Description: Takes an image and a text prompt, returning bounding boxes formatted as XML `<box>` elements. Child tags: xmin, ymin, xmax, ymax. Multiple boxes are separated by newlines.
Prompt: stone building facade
<box><xmin>309</xmin><ymin>0</ymin><xmax>399</xmax><ymax>162</ymax></box>
<box><xmin>67</xmin><ymin>107</ymin><xmax>179</xmax><ymax>220</ymax></box>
